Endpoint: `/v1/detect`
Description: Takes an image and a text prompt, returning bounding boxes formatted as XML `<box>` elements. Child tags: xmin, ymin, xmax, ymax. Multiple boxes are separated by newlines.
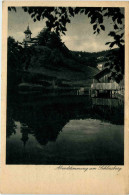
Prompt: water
<box><xmin>6</xmin><ymin>94</ymin><xmax>124</xmax><ymax>165</ymax></box>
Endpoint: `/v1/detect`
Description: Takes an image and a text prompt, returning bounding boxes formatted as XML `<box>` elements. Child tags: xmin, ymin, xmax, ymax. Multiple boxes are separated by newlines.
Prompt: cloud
<box><xmin>62</xmin><ymin>34</ymin><xmax>110</xmax><ymax>52</ymax></box>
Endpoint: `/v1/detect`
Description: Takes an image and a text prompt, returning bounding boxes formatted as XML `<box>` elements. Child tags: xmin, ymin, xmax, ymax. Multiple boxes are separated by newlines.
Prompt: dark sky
<box><xmin>8</xmin><ymin>7</ymin><xmax>124</xmax><ymax>52</ymax></box>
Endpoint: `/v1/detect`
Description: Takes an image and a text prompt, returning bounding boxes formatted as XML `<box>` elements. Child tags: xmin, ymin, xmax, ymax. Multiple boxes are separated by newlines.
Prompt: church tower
<box><xmin>22</xmin><ymin>24</ymin><xmax>38</xmax><ymax>47</ymax></box>
<box><xmin>24</xmin><ymin>25</ymin><xmax>32</xmax><ymax>42</ymax></box>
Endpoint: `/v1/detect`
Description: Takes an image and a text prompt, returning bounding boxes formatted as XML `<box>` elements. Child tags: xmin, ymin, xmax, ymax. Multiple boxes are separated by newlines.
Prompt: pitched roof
<box><xmin>93</xmin><ymin>68</ymin><xmax>110</xmax><ymax>80</ymax></box>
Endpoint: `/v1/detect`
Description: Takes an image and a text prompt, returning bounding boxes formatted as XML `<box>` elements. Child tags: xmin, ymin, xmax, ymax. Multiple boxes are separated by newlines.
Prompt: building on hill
<box><xmin>20</xmin><ymin>25</ymin><xmax>38</xmax><ymax>47</ymax></box>
<box><xmin>97</xmin><ymin>62</ymin><xmax>106</xmax><ymax>70</ymax></box>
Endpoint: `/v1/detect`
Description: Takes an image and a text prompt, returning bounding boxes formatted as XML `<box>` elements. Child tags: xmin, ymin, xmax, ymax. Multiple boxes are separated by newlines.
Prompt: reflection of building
<box><xmin>92</xmin><ymin>98</ymin><xmax>123</xmax><ymax>107</ymax></box>
<box><xmin>21</xmin><ymin>125</ymin><xmax>29</xmax><ymax>146</ymax></box>
<box><xmin>22</xmin><ymin>25</ymin><xmax>38</xmax><ymax>47</ymax></box>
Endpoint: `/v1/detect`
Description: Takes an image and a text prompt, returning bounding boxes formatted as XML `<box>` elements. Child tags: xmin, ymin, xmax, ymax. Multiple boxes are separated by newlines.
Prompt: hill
<box><xmin>7</xmin><ymin>36</ymin><xmax>111</xmax><ymax>91</ymax></box>
<box><xmin>20</xmin><ymin>45</ymin><xmax>99</xmax><ymax>90</ymax></box>
<box><xmin>71</xmin><ymin>49</ymin><xmax>119</xmax><ymax>67</ymax></box>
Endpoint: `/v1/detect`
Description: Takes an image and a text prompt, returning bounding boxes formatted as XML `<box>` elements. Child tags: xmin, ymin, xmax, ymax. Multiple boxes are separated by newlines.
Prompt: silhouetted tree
<box><xmin>37</xmin><ymin>27</ymin><xmax>69</xmax><ymax>56</ymax></box>
<box><xmin>8</xmin><ymin>36</ymin><xmax>23</xmax><ymax>70</ymax></box>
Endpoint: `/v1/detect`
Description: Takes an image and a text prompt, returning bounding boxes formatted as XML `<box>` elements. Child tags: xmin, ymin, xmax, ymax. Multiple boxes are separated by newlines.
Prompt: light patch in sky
<box><xmin>8</xmin><ymin>7</ymin><xmax>123</xmax><ymax>52</ymax></box>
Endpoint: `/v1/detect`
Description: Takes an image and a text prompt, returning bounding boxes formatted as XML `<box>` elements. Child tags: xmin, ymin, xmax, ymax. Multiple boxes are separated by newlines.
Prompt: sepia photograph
<box><xmin>6</xmin><ymin>6</ymin><xmax>124</xmax><ymax>165</ymax></box>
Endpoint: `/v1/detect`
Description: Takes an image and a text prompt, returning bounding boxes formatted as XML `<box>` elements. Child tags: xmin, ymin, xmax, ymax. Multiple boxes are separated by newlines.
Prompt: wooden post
<box><xmin>97</xmin><ymin>90</ymin><xmax>99</xmax><ymax>97</ymax></box>
<box><xmin>110</xmin><ymin>90</ymin><xmax>112</xmax><ymax>98</ymax></box>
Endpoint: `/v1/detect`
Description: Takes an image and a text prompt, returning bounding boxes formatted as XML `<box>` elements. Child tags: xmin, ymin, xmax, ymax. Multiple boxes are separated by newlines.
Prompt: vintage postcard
<box><xmin>0</xmin><ymin>1</ymin><xmax>129</xmax><ymax>194</ymax></box>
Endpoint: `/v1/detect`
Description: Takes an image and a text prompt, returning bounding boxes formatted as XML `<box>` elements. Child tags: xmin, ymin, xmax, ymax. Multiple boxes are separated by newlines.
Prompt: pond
<box><xmin>6</xmin><ymin>94</ymin><xmax>124</xmax><ymax>165</ymax></box>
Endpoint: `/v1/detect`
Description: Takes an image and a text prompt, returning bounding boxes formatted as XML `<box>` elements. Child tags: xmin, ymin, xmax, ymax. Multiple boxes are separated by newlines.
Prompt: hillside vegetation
<box><xmin>8</xmin><ymin>29</ymin><xmax>120</xmax><ymax>91</ymax></box>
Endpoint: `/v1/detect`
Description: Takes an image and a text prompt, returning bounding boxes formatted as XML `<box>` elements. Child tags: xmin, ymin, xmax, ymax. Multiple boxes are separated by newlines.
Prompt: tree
<box><xmin>37</xmin><ymin>27</ymin><xmax>71</xmax><ymax>59</ymax></box>
<box><xmin>49</xmin><ymin>48</ymin><xmax>64</xmax><ymax>67</ymax></box>
<box><xmin>9</xmin><ymin>7</ymin><xmax>125</xmax><ymax>82</ymax></box>
<box><xmin>23</xmin><ymin>46</ymin><xmax>36</xmax><ymax>70</ymax></box>
<box><xmin>37</xmin><ymin>27</ymin><xmax>50</xmax><ymax>46</ymax></box>
<box><xmin>7</xmin><ymin>36</ymin><xmax>24</xmax><ymax>90</ymax></box>
<box><xmin>8</xmin><ymin>36</ymin><xmax>36</xmax><ymax>70</ymax></box>
<box><xmin>37</xmin><ymin>27</ymin><xmax>63</xmax><ymax>48</ymax></box>
<box><xmin>8</xmin><ymin>36</ymin><xmax>23</xmax><ymax>70</ymax></box>
<box><xmin>105</xmin><ymin>46</ymin><xmax>124</xmax><ymax>83</ymax></box>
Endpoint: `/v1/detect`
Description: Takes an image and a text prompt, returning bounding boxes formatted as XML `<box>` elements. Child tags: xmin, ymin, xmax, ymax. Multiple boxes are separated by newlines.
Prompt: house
<box><xmin>90</xmin><ymin>68</ymin><xmax>120</xmax><ymax>98</ymax></box>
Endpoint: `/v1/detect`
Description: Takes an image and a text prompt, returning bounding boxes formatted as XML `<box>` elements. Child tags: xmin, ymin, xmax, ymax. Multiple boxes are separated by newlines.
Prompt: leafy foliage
<box><xmin>19</xmin><ymin>7</ymin><xmax>124</xmax><ymax>40</ymax></box>
<box><xmin>37</xmin><ymin>27</ymin><xmax>70</xmax><ymax>56</ymax></box>
<box><xmin>8</xmin><ymin>7</ymin><xmax>124</xmax><ymax>38</ymax></box>
<box><xmin>8</xmin><ymin>36</ymin><xmax>23</xmax><ymax>70</ymax></box>
<box><xmin>37</xmin><ymin>28</ymin><xmax>63</xmax><ymax>48</ymax></box>
<box><xmin>104</xmin><ymin>46</ymin><xmax>124</xmax><ymax>83</ymax></box>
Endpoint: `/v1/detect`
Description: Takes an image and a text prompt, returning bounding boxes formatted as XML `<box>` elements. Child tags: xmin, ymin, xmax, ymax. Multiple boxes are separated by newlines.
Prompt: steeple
<box><xmin>24</xmin><ymin>24</ymin><xmax>32</xmax><ymax>35</ymax></box>
<box><xmin>27</xmin><ymin>24</ymin><xmax>29</xmax><ymax>30</ymax></box>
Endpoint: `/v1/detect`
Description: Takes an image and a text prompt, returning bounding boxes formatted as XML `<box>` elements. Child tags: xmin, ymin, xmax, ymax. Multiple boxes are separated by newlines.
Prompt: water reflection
<box><xmin>6</xmin><ymin>94</ymin><xmax>124</xmax><ymax>165</ymax></box>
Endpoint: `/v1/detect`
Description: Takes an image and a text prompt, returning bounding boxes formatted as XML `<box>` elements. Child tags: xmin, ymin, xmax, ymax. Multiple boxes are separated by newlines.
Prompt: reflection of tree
<box><xmin>32</xmin><ymin>119</ymin><xmax>68</xmax><ymax>145</ymax></box>
<box><xmin>26</xmin><ymin>108</ymin><xmax>69</xmax><ymax>145</ymax></box>
<box><xmin>12</xmin><ymin>103</ymin><xmax>70</xmax><ymax>146</ymax></box>
<box><xmin>7</xmin><ymin>95</ymin><xmax>124</xmax><ymax>146</ymax></box>
<box><xmin>6</xmin><ymin>107</ymin><xmax>16</xmax><ymax>138</ymax></box>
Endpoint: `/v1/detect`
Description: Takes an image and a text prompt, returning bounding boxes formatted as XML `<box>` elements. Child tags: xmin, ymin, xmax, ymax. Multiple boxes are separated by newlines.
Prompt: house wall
<box><xmin>22</xmin><ymin>41</ymin><xmax>38</xmax><ymax>47</ymax></box>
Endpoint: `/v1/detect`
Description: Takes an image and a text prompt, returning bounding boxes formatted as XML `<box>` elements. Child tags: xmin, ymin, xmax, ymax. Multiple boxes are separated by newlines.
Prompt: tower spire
<box><xmin>24</xmin><ymin>23</ymin><xmax>32</xmax><ymax>35</ymax></box>
<box><xmin>27</xmin><ymin>23</ymin><xmax>29</xmax><ymax>30</ymax></box>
